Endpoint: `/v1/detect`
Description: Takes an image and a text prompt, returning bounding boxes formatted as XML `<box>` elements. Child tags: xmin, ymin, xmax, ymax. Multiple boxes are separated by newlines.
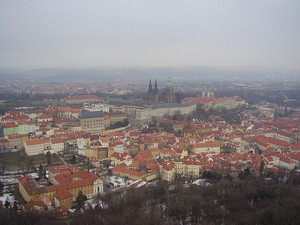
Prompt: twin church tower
<box><xmin>147</xmin><ymin>78</ymin><xmax>175</xmax><ymax>104</ymax></box>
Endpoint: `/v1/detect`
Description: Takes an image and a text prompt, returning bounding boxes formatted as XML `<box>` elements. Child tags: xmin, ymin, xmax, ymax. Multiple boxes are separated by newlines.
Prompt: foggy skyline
<box><xmin>1</xmin><ymin>0</ymin><xmax>300</xmax><ymax>70</ymax></box>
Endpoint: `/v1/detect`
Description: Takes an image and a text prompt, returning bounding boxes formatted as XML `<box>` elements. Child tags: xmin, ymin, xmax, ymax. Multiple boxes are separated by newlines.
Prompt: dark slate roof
<box><xmin>148</xmin><ymin>102</ymin><xmax>196</xmax><ymax>110</ymax></box>
<box><xmin>104</xmin><ymin>98</ymin><xmax>134</xmax><ymax>104</ymax></box>
<box><xmin>78</xmin><ymin>110</ymin><xmax>104</xmax><ymax>118</ymax></box>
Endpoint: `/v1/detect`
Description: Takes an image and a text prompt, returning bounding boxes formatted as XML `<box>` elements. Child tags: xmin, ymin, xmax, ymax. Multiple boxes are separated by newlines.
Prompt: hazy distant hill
<box><xmin>0</xmin><ymin>66</ymin><xmax>299</xmax><ymax>82</ymax></box>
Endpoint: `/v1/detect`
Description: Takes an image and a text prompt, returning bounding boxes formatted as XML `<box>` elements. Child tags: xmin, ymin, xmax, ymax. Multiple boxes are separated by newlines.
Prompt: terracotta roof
<box><xmin>134</xmin><ymin>151</ymin><xmax>153</xmax><ymax>161</ymax></box>
<box><xmin>57</xmin><ymin>107</ymin><xmax>81</xmax><ymax>113</ymax></box>
<box><xmin>213</xmin><ymin>97</ymin><xmax>236</xmax><ymax>103</ymax></box>
<box><xmin>64</xmin><ymin>95</ymin><xmax>102</xmax><ymax>101</ymax></box>
<box><xmin>146</xmin><ymin>162</ymin><xmax>159</xmax><ymax>171</ymax></box>
<box><xmin>50</xmin><ymin>138</ymin><xmax>64</xmax><ymax>144</ymax></box>
<box><xmin>291</xmin><ymin>143</ymin><xmax>300</xmax><ymax>151</ymax></box>
<box><xmin>24</xmin><ymin>200</ymin><xmax>44</xmax><ymax>209</ymax></box>
<box><xmin>19</xmin><ymin>176</ymin><xmax>47</xmax><ymax>195</ymax></box>
<box><xmin>25</xmin><ymin>139</ymin><xmax>49</xmax><ymax>146</ymax></box>
<box><xmin>193</xmin><ymin>141</ymin><xmax>220</xmax><ymax>148</ymax></box>
<box><xmin>3</xmin><ymin>122</ymin><xmax>17</xmax><ymax>128</ymax></box>
<box><xmin>48</xmin><ymin>164</ymin><xmax>78</xmax><ymax>174</ymax></box>
<box><xmin>55</xmin><ymin>206</ymin><xmax>68</xmax><ymax>215</ymax></box>
<box><xmin>288</xmin><ymin>152</ymin><xmax>300</xmax><ymax>161</ymax></box>
<box><xmin>160</xmin><ymin>161</ymin><xmax>175</xmax><ymax>171</ymax></box>
<box><xmin>111</xmin><ymin>165</ymin><xmax>145</xmax><ymax>177</ymax></box>
<box><xmin>53</xmin><ymin>170</ymin><xmax>98</xmax><ymax>185</ymax></box>
<box><xmin>6</xmin><ymin>134</ymin><xmax>27</xmax><ymax>139</ymax></box>
<box><xmin>54</xmin><ymin>188</ymin><xmax>73</xmax><ymax>200</ymax></box>
<box><xmin>278</xmin><ymin>156</ymin><xmax>295</xmax><ymax>164</ymax></box>
<box><xmin>38</xmin><ymin>114</ymin><xmax>52</xmax><ymax>119</ymax></box>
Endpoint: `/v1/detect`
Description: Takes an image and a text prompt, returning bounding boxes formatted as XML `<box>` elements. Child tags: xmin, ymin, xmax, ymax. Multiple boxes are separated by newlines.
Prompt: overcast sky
<box><xmin>0</xmin><ymin>0</ymin><xmax>299</xmax><ymax>69</ymax></box>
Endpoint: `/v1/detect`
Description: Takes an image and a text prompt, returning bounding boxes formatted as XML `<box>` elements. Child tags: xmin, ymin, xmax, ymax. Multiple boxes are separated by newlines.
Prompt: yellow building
<box><xmin>19</xmin><ymin>170</ymin><xmax>103</xmax><ymax>209</ymax></box>
<box><xmin>78</xmin><ymin>110</ymin><xmax>105</xmax><ymax>133</ymax></box>
<box><xmin>85</xmin><ymin>147</ymin><xmax>108</xmax><ymax>160</ymax></box>
<box><xmin>159</xmin><ymin>161</ymin><xmax>175</xmax><ymax>182</ymax></box>
<box><xmin>192</xmin><ymin>141</ymin><xmax>221</xmax><ymax>154</ymax></box>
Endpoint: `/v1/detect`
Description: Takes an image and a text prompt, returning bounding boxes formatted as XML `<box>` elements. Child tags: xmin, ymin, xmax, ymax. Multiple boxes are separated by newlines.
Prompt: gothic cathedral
<box><xmin>147</xmin><ymin>78</ymin><xmax>175</xmax><ymax>104</ymax></box>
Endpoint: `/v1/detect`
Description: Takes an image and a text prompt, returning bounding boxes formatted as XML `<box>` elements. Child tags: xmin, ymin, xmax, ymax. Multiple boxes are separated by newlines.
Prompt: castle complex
<box><xmin>147</xmin><ymin>78</ymin><xmax>176</xmax><ymax>104</ymax></box>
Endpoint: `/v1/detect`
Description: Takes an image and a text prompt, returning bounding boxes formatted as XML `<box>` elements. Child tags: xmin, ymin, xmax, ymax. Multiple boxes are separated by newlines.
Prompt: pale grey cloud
<box><xmin>0</xmin><ymin>0</ymin><xmax>299</xmax><ymax>69</ymax></box>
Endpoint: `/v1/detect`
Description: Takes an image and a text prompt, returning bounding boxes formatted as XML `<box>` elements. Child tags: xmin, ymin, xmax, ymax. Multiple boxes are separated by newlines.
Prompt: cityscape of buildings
<box><xmin>1</xmin><ymin>0</ymin><xmax>300</xmax><ymax>223</ymax></box>
<box><xmin>0</xmin><ymin>77</ymin><xmax>300</xmax><ymax>218</ymax></box>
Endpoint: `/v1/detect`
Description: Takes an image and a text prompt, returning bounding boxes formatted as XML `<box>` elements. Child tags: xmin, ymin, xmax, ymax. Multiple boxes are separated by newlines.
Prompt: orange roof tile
<box><xmin>25</xmin><ymin>139</ymin><xmax>49</xmax><ymax>146</ymax></box>
<box><xmin>111</xmin><ymin>165</ymin><xmax>145</xmax><ymax>177</ymax></box>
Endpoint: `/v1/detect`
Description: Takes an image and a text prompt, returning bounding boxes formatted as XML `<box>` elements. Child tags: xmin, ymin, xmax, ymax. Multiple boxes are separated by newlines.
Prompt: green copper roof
<box><xmin>166</xmin><ymin>78</ymin><xmax>172</xmax><ymax>87</ymax></box>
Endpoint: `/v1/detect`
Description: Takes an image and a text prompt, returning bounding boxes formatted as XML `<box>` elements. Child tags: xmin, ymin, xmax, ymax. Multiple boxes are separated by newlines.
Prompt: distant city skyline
<box><xmin>1</xmin><ymin>0</ymin><xmax>300</xmax><ymax>70</ymax></box>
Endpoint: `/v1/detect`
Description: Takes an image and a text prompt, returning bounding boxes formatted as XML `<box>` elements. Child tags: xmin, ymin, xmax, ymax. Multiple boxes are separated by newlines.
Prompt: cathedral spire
<box><xmin>148</xmin><ymin>79</ymin><xmax>153</xmax><ymax>95</ymax></box>
<box><xmin>147</xmin><ymin>79</ymin><xmax>153</xmax><ymax>101</ymax></box>
<box><xmin>154</xmin><ymin>79</ymin><xmax>158</xmax><ymax>94</ymax></box>
<box><xmin>153</xmin><ymin>79</ymin><xmax>158</xmax><ymax>103</ymax></box>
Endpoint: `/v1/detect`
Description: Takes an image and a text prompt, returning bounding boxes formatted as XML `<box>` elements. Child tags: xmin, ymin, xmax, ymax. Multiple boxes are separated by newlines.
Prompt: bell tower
<box><xmin>165</xmin><ymin>78</ymin><xmax>174</xmax><ymax>103</ymax></box>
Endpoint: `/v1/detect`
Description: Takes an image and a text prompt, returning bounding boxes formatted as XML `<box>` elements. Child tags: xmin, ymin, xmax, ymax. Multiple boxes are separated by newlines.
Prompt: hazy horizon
<box><xmin>1</xmin><ymin>0</ymin><xmax>300</xmax><ymax>70</ymax></box>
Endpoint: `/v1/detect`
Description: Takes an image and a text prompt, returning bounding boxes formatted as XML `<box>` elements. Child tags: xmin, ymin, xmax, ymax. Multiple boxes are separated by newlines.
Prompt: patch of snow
<box><xmin>103</xmin><ymin>175</ymin><xmax>133</xmax><ymax>188</ymax></box>
<box><xmin>68</xmin><ymin>209</ymin><xmax>76</xmax><ymax>213</ymax></box>
<box><xmin>0</xmin><ymin>194</ymin><xmax>14</xmax><ymax>204</ymax></box>
<box><xmin>27</xmin><ymin>173</ymin><xmax>39</xmax><ymax>178</ymax></box>
<box><xmin>192</xmin><ymin>179</ymin><xmax>211</xmax><ymax>186</ymax></box>
<box><xmin>136</xmin><ymin>181</ymin><xmax>146</xmax><ymax>188</ymax></box>
<box><xmin>168</xmin><ymin>185</ymin><xmax>175</xmax><ymax>191</ymax></box>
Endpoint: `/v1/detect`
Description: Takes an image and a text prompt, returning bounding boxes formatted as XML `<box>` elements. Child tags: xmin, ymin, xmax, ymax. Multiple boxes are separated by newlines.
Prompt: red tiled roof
<box><xmin>3</xmin><ymin>122</ymin><xmax>17</xmax><ymax>128</ymax></box>
<box><xmin>25</xmin><ymin>139</ymin><xmax>49</xmax><ymax>146</ymax></box>
<box><xmin>193</xmin><ymin>141</ymin><xmax>220</xmax><ymax>148</ymax></box>
<box><xmin>24</xmin><ymin>200</ymin><xmax>44</xmax><ymax>209</ymax></box>
<box><xmin>291</xmin><ymin>143</ymin><xmax>300</xmax><ymax>151</ymax></box>
<box><xmin>54</xmin><ymin>188</ymin><xmax>73</xmax><ymax>200</ymax></box>
<box><xmin>53</xmin><ymin>170</ymin><xmax>98</xmax><ymax>185</ymax></box>
<box><xmin>160</xmin><ymin>161</ymin><xmax>175</xmax><ymax>171</ymax></box>
<box><xmin>50</xmin><ymin>138</ymin><xmax>64</xmax><ymax>144</ymax></box>
<box><xmin>19</xmin><ymin>176</ymin><xmax>47</xmax><ymax>195</ymax></box>
<box><xmin>288</xmin><ymin>152</ymin><xmax>300</xmax><ymax>161</ymax></box>
<box><xmin>57</xmin><ymin>107</ymin><xmax>81</xmax><ymax>113</ymax></box>
<box><xmin>64</xmin><ymin>95</ymin><xmax>102</xmax><ymax>101</ymax></box>
<box><xmin>213</xmin><ymin>97</ymin><xmax>235</xmax><ymax>103</ymax></box>
<box><xmin>146</xmin><ymin>162</ymin><xmax>159</xmax><ymax>171</ymax></box>
<box><xmin>134</xmin><ymin>151</ymin><xmax>153</xmax><ymax>161</ymax></box>
<box><xmin>6</xmin><ymin>134</ymin><xmax>27</xmax><ymax>139</ymax></box>
<box><xmin>48</xmin><ymin>164</ymin><xmax>78</xmax><ymax>174</ymax></box>
<box><xmin>55</xmin><ymin>206</ymin><xmax>68</xmax><ymax>215</ymax></box>
<box><xmin>111</xmin><ymin>165</ymin><xmax>145</xmax><ymax>177</ymax></box>
<box><xmin>38</xmin><ymin>114</ymin><xmax>52</xmax><ymax>119</ymax></box>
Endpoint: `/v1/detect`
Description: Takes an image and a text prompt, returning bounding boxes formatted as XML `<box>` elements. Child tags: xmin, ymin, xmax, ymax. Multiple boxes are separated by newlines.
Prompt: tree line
<box><xmin>1</xmin><ymin>175</ymin><xmax>299</xmax><ymax>225</ymax></box>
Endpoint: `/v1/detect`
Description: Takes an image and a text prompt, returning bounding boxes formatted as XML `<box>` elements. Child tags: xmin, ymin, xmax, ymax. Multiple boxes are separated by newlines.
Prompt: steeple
<box><xmin>154</xmin><ymin>79</ymin><xmax>158</xmax><ymax>93</ymax></box>
<box><xmin>148</xmin><ymin>79</ymin><xmax>153</xmax><ymax>95</ymax></box>
<box><xmin>153</xmin><ymin>79</ymin><xmax>158</xmax><ymax>103</ymax></box>
<box><xmin>147</xmin><ymin>79</ymin><xmax>153</xmax><ymax>101</ymax></box>
<box><xmin>148</xmin><ymin>79</ymin><xmax>153</xmax><ymax>94</ymax></box>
